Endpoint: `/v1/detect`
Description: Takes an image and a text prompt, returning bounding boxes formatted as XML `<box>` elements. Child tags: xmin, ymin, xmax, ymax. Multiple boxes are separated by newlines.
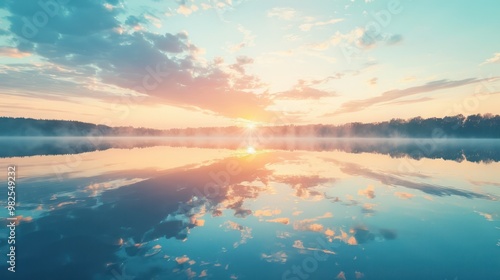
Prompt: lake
<box><xmin>0</xmin><ymin>138</ymin><xmax>499</xmax><ymax>280</ymax></box>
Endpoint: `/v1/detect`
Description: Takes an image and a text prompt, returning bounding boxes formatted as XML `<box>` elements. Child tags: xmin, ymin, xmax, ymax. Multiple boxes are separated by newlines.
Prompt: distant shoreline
<box><xmin>1</xmin><ymin>114</ymin><xmax>499</xmax><ymax>138</ymax></box>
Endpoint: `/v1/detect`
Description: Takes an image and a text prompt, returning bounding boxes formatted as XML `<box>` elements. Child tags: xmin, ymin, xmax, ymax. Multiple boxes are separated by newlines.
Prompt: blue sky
<box><xmin>0</xmin><ymin>0</ymin><xmax>499</xmax><ymax>129</ymax></box>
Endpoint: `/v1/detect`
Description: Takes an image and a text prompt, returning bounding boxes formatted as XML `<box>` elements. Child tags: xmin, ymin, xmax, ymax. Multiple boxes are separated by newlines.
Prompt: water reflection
<box><xmin>0</xmin><ymin>140</ymin><xmax>499</xmax><ymax>279</ymax></box>
<box><xmin>2</xmin><ymin>137</ymin><xmax>500</xmax><ymax>163</ymax></box>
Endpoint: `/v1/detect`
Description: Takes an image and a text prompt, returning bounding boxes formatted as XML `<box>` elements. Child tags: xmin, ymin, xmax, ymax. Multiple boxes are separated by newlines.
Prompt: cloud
<box><xmin>292</xmin><ymin>211</ymin><xmax>303</xmax><ymax>216</ymax></box>
<box><xmin>0</xmin><ymin>46</ymin><xmax>31</xmax><ymax>57</ymax></box>
<box><xmin>358</xmin><ymin>185</ymin><xmax>375</xmax><ymax>199</ymax></box>
<box><xmin>294</xmin><ymin>221</ymin><xmax>324</xmax><ymax>232</ymax></box>
<box><xmin>275</xmin><ymin>175</ymin><xmax>332</xmax><ymax>199</ymax></box>
<box><xmin>470</xmin><ymin>180</ymin><xmax>500</xmax><ymax>187</ymax></box>
<box><xmin>330</xmin><ymin>28</ymin><xmax>365</xmax><ymax>46</ymax></box>
<box><xmin>201</xmin><ymin>3</ymin><xmax>212</xmax><ymax>10</ymax></box>
<box><xmin>292</xmin><ymin>239</ymin><xmax>336</xmax><ymax>255</ymax></box>
<box><xmin>194</xmin><ymin>219</ymin><xmax>205</xmax><ymax>226</ymax></box>
<box><xmin>0</xmin><ymin>154</ymin><xmax>282</xmax><ymax>279</ymax></box>
<box><xmin>124</xmin><ymin>15</ymin><xmax>144</xmax><ymax>30</ymax></box>
<box><xmin>261</xmin><ymin>251</ymin><xmax>287</xmax><ymax>263</ymax></box>
<box><xmin>300</xmin><ymin>18</ymin><xmax>344</xmax><ymax>31</ymax></box>
<box><xmin>7</xmin><ymin>215</ymin><xmax>33</xmax><ymax>226</ymax></box>
<box><xmin>6</xmin><ymin>0</ymin><xmax>122</xmax><ymax>39</ymax></box>
<box><xmin>480</xmin><ymin>53</ymin><xmax>500</xmax><ymax>65</ymax></box>
<box><xmin>475</xmin><ymin>211</ymin><xmax>494</xmax><ymax>221</ymax></box>
<box><xmin>144</xmin><ymin>13</ymin><xmax>163</xmax><ymax>28</ymax></box>
<box><xmin>379</xmin><ymin>229</ymin><xmax>397</xmax><ymax>240</ymax></box>
<box><xmin>368</xmin><ymin>77</ymin><xmax>378</xmax><ymax>86</ymax></box>
<box><xmin>177</xmin><ymin>4</ymin><xmax>199</xmax><ymax>16</ymax></box>
<box><xmin>267</xmin><ymin>7</ymin><xmax>296</xmax><ymax>20</ymax></box>
<box><xmin>284</xmin><ymin>34</ymin><xmax>300</xmax><ymax>41</ymax></box>
<box><xmin>222</xmin><ymin>220</ymin><xmax>253</xmax><ymax>247</ymax></box>
<box><xmin>306</xmin><ymin>41</ymin><xmax>331</xmax><ymax>51</ymax></box>
<box><xmin>362</xmin><ymin>203</ymin><xmax>377</xmax><ymax>215</ymax></box>
<box><xmin>0</xmin><ymin>63</ymin><xmax>124</xmax><ymax>101</ymax></box>
<box><xmin>1</xmin><ymin>0</ymin><xmax>275</xmax><ymax>121</ymax></box>
<box><xmin>292</xmin><ymin>239</ymin><xmax>305</xmax><ymax>249</ymax></box>
<box><xmin>349</xmin><ymin>225</ymin><xmax>397</xmax><ymax>245</ymax></box>
<box><xmin>325</xmin><ymin>228</ymin><xmax>335</xmax><ymax>237</ymax></box>
<box><xmin>143</xmin><ymin>31</ymin><xmax>191</xmax><ymax>53</ymax></box>
<box><xmin>267</xmin><ymin>217</ymin><xmax>290</xmax><ymax>225</ymax></box>
<box><xmin>254</xmin><ymin>208</ymin><xmax>281</xmax><ymax>217</ymax></box>
<box><xmin>394</xmin><ymin>192</ymin><xmax>414</xmax><ymax>200</ymax></box>
<box><xmin>227</xmin><ymin>25</ymin><xmax>255</xmax><ymax>52</ymax></box>
<box><xmin>176</xmin><ymin>255</ymin><xmax>190</xmax><ymax>264</ymax></box>
<box><xmin>229</xmin><ymin>55</ymin><xmax>254</xmax><ymax>74</ymax></box>
<box><xmin>319</xmin><ymin>27</ymin><xmax>401</xmax><ymax>51</ymax></box>
<box><xmin>382</xmin><ymin>97</ymin><xmax>434</xmax><ymax>106</ymax></box>
<box><xmin>302</xmin><ymin>28</ymin><xmax>363</xmax><ymax>52</ymax></box>
<box><xmin>328</xmin><ymin>78</ymin><xmax>485</xmax><ymax>116</ymax></box>
<box><xmin>274</xmin><ymin>80</ymin><xmax>337</xmax><ymax>100</ymax></box>
<box><xmin>347</xmin><ymin>236</ymin><xmax>358</xmax><ymax>245</ymax></box>
<box><xmin>334</xmin><ymin>160</ymin><xmax>494</xmax><ymax>199</ymax></box>
<box><xmin>386</xmin><ymin>34</ymin><xmax>403</xmax><ymax>45</ymax></box>
<box><xmin>292</xmin><ymin>213</ymin><xmax>332</xmax><ymax>232</ymax></box>
<box><xmin>358</xmin><ymin>30</ymin><xmax>403</xmax><ymax>48</ymax></box>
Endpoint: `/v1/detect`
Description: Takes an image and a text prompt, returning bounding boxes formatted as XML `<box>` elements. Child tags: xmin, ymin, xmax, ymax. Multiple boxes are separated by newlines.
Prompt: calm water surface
<box><xmin>0</xmin><ymin>138</ymin><xmax>499</xmax><ymax>280</ymax></box>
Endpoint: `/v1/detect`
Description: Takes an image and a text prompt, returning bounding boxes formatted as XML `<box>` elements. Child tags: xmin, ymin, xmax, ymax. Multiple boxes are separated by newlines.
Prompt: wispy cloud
<box><xmin>267</xmin><ymin>7</ymin><xmax>297</xmax><ymax>20</ymax></box>
<box><xmin>177</xmin><ymin>4</ymin><xmax>199</xmax><ymax>16</ymax></box>
<box><xmin>267</xmin><ymin>7</ymin><xmax>343</xmax><ymax>34</ymax></box>
<box><xmin>273</xmin><ymin>80</ymin><xmax>337</xmax><ymax>100</ymax></box>
<box><xmin>328</xmin><ymin>78</ymin><xmax>486</xmax><ymax>116</ymax></box>
<box><xmin>394</xmin><ymin>192</ymin><xmax>414</xmax><ymax>200</ymax></box>
<box><xmin>382</xmin><ymin>97</ymin><xmax>434</xmax><ymax>106</ymax></box>
<box><xmin>0</xmin><ymin>47</ymin><xmax>31</xmax><ymax>58</ymax></box>
<box><xmin>480</xmin><ymin>52</ymin><xmax>500</xmax><ymax>66</ymax></box>
<box><xmin>300</xmin><ymin>18</ymin><xmax>344</xmax><ymax>31</ymax></box>
<box><xmin>227</xmin><ymin>25</ymin><xmax>255</xmax><ymax>52</ymax></box>
<box><xmin>368</xmin><ymin>77</ymin><xmax>378</xmax><ymax>86</ymax></box>
<box><xmin>329</xmin><ymin>159</ymin><xmax>494</xmax><ymax>199</ymax></box>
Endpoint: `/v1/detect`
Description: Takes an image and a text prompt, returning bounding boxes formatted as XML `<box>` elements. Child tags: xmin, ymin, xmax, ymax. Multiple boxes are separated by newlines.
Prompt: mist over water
<box><xmin>0</xmin><ymin>139</ymin><xmax>499</xmax><ymax>279</ymax></box>
<box><xmin>1</xmin><ymin>137</ymin><xmax>500</xmax><ymax>162</ymax></box>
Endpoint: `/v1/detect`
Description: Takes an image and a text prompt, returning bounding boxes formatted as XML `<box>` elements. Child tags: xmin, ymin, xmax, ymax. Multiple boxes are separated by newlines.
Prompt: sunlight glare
<box><xmin>246</xmin><ymin>146</ymin><xmax>256</xmax><ymax>154</ymax></box>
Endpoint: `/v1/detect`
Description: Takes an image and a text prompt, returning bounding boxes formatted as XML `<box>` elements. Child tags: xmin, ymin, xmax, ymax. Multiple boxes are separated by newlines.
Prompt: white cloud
<box><xmin>267</xmin><ymin>7</ymin><xmax>297</xmax><ymax>20</ymax></box>
<box><xmin>201</xmin><ymin>3</ymin><xmax>212</xmax><ymax>10</ymax></box>
<box><xmin>177</xmin><ymin>4</ymin><xmax>199</xmax><ymax>16</ymax></box>
<box><xmin>227</xmin><ymin>25</ymin><xmax>255</xmax><ymax>52</ymax></box>
<box><xmin>299</xmin><ymin>18</ymin><xmax>344</xmax><ymax>31</ymax></box>
<box><xmin>284</xmin><ymin>34</ymin><xmax>300</xmax><ymax>42</ymax></box>
<box><xmin>481</xmin><ymin>53</ymin><xmax>500</xmax><ymax>66</ymax></box>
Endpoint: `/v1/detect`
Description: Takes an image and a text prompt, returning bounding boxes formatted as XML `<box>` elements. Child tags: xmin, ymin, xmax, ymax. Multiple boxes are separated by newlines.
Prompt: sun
<box><xmin>246</xmin><ymin>146</ymin><xmax>256</xmax><ymax>154</ymax></box>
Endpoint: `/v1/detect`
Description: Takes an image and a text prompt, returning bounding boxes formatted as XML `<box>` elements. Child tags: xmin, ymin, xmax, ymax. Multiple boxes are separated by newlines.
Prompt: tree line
<box><xmin>0</xmin><ymin>114</ymin><xmax>499</xmax><ymax>138</ymax></box>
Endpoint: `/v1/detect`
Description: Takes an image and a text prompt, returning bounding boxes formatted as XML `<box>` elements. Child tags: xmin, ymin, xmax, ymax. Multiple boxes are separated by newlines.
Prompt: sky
<box><xmin>0</xmin><ymin>0</ymin><xmax>499</xmax><ymax>129</ymax></box>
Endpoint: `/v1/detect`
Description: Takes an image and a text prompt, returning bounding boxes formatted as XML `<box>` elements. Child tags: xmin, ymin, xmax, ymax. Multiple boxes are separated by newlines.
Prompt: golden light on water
<box><xmin>246</xmin><ymin>122</ymin><xmax>256</xmax><ymax>130</ymax></box>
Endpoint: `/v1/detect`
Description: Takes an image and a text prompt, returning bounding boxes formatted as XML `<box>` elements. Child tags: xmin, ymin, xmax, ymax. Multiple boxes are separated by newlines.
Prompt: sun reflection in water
<box><xmin>246</xmin><ymin>123</ymin><xmax>256</xmax><ymax>129</ymax></box>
